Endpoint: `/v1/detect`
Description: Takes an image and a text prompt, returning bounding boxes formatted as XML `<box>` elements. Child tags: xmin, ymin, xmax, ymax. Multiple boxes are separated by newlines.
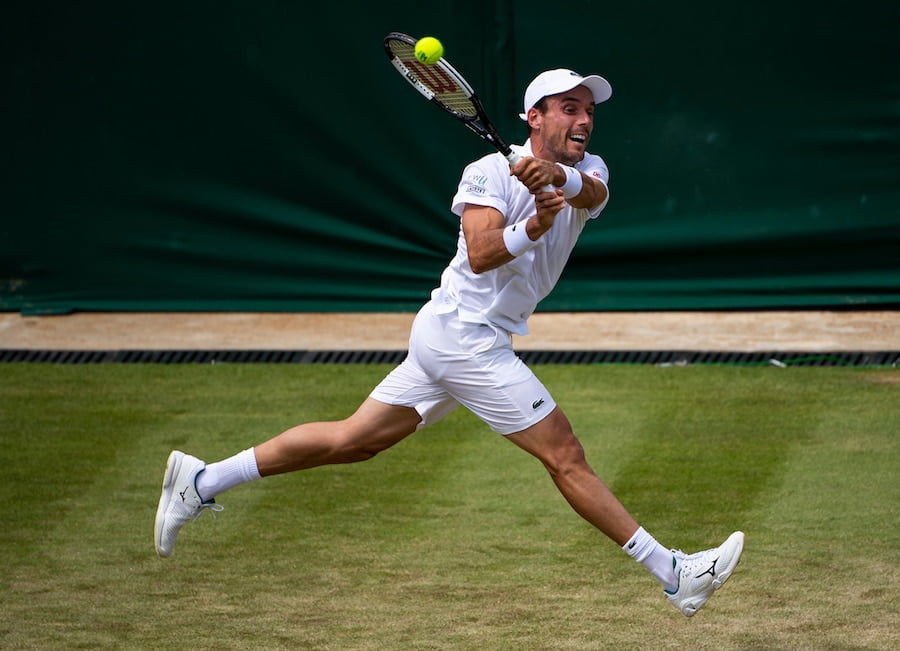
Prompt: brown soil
<box><xmin>1</xmin><ymin>310</ymin><xmax>897</xmax><ymax>351</ymax></box>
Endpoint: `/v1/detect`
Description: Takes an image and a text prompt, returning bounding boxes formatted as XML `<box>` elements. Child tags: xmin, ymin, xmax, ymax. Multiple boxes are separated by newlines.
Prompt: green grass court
<box><xmin>1</xmin><ymin>363</ymin><xmax>897</xmax><ymax>649</ymax></box>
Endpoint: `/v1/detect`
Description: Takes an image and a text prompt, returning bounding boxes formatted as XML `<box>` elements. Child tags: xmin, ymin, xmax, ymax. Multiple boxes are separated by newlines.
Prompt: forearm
<box><xmin>554</xmin><ymin>164</ymin><xmax>608</xmax><ymax>210</ymax></box>
<box><xmin>467</xmin><ymin>215</ymin><xmax>549</xmax><ymax>274</ymax></box>
<box><xmin>464</xmin><ymin>190</ymin><xmax>564</xmax><ymax>274</ymax></box>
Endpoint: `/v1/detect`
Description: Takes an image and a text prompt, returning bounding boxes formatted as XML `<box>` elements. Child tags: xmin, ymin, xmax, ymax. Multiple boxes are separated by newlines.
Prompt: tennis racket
<box><xmin>384</xmin><ymin>31</ymin><xmax>551</xmax><ymax>190</ymax></box>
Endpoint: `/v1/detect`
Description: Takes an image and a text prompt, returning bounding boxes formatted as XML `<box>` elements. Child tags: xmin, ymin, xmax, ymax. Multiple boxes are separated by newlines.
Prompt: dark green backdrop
<box><xmin>3</xmin><ymin>1</ymin><xmax>899</xmax><ymax>314</ymax></box>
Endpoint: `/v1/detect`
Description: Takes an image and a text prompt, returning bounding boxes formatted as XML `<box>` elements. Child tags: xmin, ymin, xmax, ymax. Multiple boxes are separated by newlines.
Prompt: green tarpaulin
<box><xmin>3</xmin><ymin>1</ymin><xmax>898</xmax><ymax>314</ymax></box>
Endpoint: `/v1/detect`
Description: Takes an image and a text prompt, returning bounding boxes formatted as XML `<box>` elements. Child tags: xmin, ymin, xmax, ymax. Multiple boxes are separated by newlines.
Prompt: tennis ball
<box><xmin>415</xmin><ymin>36</ymin><xmax>444</xmax><ymax>65</ymax></box>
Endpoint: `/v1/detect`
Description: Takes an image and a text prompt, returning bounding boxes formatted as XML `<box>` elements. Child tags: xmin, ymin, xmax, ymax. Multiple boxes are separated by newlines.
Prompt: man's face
<box><xmin>530</xmin><ymin>85</ymin><xmax>595</xmax><ymax>166</ymax></box>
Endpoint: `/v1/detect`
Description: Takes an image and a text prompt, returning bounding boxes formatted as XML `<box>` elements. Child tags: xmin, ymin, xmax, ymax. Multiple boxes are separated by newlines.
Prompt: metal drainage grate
<box><xmin>0</xmin><ymin>349</ymin><xmax>898</xmax><ymax>366</ymax></box>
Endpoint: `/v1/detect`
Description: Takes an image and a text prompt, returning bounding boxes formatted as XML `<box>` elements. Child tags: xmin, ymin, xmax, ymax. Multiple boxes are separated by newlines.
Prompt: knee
<box><xmin>332</xmin><ymin>420</ymin><xmax>402</xmax><ymax>463</ymax></box>
<box><xmin>334</xmin><ymin>429</ymin><xmax>384</xmax><ymax>463</ymax></box>
<box><xmin>542</xmin><ymin>432</ymin><xmax>589</xmax><ymax>479</ymax></box>
<box><xmin>347</xmin><ymin>443</ymin><xmax>384</xmax><ymax>463</ymax></box>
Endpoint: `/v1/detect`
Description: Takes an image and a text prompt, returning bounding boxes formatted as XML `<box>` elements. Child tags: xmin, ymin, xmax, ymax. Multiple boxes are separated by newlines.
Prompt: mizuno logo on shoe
<box><xmin>532</xmin><ymin>399</ymin><xmax>545</xmax><ymax>409</ymax></box>
<box><xmin>179</xmin><ymin>486</ymin><xmax>189</xmax><ymax>502</ymax></box>
<box><xmin>697</xmin><ymin>558</ymin><xmax>718</xmax><ymax>578</ymax></box>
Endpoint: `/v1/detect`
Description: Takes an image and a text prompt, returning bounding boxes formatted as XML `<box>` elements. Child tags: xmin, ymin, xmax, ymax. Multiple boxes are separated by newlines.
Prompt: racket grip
<box><xmin>505</xmin><ymin>151</ymin><xmax>555</xmax><ymax>193</ymax></box>
<box><xmin>505</xmin><ymin>151</ymin><xmax>522</xmax><ymax>167</ymax></box>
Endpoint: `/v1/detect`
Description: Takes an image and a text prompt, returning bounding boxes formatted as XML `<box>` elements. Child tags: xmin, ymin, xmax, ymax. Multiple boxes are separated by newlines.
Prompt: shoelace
<box><xmin>674</xmin><ymin>547</ymin><xmax>719</xmax><ymax>578</ymax></box>
<box><xmin>191</xmin><ymin>502</ymin><xmax>225</xmax><ymax>522</ymax></box>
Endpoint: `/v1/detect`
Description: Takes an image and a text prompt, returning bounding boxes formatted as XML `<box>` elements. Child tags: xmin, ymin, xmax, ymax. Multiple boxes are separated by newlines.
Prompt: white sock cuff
<box><xmin>239</xmin><ymin>447</ymin><xmax>262</xmax><ymax>482</ymax></box>
<box><xmin>196</xmin><ymin>447</ymin><xmax>261</xmax><ymax>501</ymax></box>
<box><xmin>623</xmin><ymin>526</ymin><xmax>678</xmax><ymax>591</ymax></box>
<box><xmin>623</xmin><ymin>526</ymin><xmax>654</xmax><ymax>561</ymax></box>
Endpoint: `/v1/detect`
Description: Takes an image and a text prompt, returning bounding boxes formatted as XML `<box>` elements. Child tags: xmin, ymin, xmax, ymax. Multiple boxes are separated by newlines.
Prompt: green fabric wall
<box><xmin>3</xmin><ymin>1</ymin><xmax>898</xmax><ymax>314</ymax></box>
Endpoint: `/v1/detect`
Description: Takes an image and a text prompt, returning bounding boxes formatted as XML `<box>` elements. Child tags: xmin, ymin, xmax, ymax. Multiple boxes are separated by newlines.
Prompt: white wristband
<box><xmin>502</xmin><ymin>221</ymin><xmax>538</xmax><ymax>257</ymax></box>
<box><xmin>555</xmin><ymin>163</ymin><xmax>583</xmax><ymax>199</ymax></box>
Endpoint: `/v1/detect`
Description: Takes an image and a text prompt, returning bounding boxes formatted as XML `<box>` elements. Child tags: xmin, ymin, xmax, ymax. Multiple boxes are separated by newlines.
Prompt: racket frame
<box><xmin>384</xmin><ymin>32</ymin><xmax>522</xmax><ymax>167</ymax></box>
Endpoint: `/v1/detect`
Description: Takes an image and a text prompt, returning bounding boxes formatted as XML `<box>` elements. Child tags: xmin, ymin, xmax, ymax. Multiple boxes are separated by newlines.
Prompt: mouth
<box><xmin>569</xmin><ymin>133</ymin><xmax>588</xmax><ymax>146</ymax></box>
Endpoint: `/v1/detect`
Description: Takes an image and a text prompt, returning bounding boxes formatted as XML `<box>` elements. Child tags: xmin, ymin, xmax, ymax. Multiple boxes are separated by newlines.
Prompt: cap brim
<box><xmin>579</xmin><ymin>75</ymin><xmax>613</xmax><ymax>104</ymax></box>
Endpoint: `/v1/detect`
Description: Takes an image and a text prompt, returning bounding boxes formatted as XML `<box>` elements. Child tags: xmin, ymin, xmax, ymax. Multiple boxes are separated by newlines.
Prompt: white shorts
<box><xmin>369</xmin><ymin>300</ymin><xmax>556</xmax><ymax>435</ymax></box>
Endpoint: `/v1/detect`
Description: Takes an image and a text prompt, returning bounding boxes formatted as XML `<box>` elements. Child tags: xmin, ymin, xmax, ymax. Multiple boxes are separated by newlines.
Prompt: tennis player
<box><xmin>155</xmin><ymin>68</ymin><xmax>744</xmax><ymax>617</ymax></box>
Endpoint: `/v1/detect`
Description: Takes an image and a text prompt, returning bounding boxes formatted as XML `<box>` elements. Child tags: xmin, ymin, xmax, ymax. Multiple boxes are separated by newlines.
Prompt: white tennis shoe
<box><xmin>154</xmin><ymin>450</ymin><xmax>223</xmax><ymax>557</ymax></box>
<box><xmin>666</xmin><ymin>531</ymin><xmax>744</xmax><ymax>617</ymax></box>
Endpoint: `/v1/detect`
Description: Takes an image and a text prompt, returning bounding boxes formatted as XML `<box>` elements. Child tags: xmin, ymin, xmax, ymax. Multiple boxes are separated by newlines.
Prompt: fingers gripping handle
<box><xmin>505</xmin><ymin>151</ymin><xmax>555</xmax><ymax>193</ymax></box>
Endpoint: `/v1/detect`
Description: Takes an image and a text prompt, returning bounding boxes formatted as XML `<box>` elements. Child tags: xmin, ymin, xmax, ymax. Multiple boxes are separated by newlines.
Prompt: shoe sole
<box><xmin>154</xmin><ymin>450</ymin><xmax>184</xmax><ymax>557</ymax></box>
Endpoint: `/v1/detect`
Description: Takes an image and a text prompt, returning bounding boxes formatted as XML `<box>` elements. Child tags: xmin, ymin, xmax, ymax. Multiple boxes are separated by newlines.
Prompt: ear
<box><xmin>526</xmin><ymin>106</ymin><xmax>542</xmax><ymax>130</ymax></box>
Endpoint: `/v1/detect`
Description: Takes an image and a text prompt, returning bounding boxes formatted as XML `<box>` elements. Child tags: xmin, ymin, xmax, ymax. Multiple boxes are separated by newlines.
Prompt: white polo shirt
<box><xmin>430</xmin><ymin>140</ymin><xmax>610</xmax><ymax>335</ymax></box>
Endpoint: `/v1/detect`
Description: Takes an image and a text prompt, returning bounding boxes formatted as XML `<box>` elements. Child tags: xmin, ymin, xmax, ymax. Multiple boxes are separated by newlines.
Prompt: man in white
<box><xmin>155</xmin><ymin>68</ymin><xmax>744</xmax><ymax>617</ymax></box>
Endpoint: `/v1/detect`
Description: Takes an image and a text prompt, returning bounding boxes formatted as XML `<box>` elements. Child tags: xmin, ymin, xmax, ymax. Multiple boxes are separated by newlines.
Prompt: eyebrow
<box><xmin>558</xmin><ymin>95</ymin><xmax>595</xmax><ymax>108</ymax></box>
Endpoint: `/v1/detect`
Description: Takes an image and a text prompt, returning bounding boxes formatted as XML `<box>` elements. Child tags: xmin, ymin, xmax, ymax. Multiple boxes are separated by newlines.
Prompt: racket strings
<box><xmin>387</xmin><ymin>40</ymin><xmax>478</xmax><ymax>118</ymax></box>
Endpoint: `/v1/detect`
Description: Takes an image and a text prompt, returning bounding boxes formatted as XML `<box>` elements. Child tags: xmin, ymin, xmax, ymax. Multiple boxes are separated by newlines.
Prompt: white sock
<box><xmin>622</xmin><ymin>526</ymin><xmax>678</xmax><ymax>592</ymax></box>
<box><xmin>195</xmin><ymin>448</ymin><xmax>261</xmax><ymax>501</ymax></box>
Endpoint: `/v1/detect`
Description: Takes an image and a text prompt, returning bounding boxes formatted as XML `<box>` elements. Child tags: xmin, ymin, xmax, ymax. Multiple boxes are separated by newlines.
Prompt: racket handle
<box><xmin>505</xmin><ymin>151</ymin><xmax>555</xmax><ymax>193</ymax></box>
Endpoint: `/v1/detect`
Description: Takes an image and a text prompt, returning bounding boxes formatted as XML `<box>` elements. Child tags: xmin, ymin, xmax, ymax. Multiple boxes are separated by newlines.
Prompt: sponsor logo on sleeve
<box><xmin>463</xmin><ymin>174</ymin><xmax>488</xmax><ymax>195</ymax></box>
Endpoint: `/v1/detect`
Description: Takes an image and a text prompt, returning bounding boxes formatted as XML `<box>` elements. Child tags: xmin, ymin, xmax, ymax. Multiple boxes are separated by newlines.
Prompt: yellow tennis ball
<box><xmin>415</xmin><ymin>36</ymin><xmax>444</xmax><ymax>65</ymax></box>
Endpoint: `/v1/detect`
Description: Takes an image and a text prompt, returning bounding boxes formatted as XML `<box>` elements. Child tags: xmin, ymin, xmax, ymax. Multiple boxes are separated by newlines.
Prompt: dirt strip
<box><xmin>1</xmin><ymin>311</ymin><xmax>897</xmax><ymax>352</ymax></box>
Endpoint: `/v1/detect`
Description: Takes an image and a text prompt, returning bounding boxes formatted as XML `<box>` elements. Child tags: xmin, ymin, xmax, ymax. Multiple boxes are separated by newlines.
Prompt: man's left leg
<box><xmin>506</xmin><ymin>407</ymin><xmax>744</xmax><ymax>616</ymax></box>
<box><xmin>505</xmin><ymin>406</ymin><xmax>639</xmax><ymax>545</ymax></box>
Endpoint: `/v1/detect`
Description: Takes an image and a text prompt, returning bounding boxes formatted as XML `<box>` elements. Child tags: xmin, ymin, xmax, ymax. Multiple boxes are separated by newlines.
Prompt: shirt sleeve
<box><xmin>450</xmin><ymin>154</ymin><xmax>509</xmax><ymax>217</ymax></box>
<box><xmin>576</xmin><ymin>153</ymin><xmax>610</xmax><ymax>218</ymax></box>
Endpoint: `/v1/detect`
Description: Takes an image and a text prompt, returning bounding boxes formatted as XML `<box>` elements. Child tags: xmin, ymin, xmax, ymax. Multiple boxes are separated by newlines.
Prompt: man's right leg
<box><xmin>154</xmin><ymin>398</ymin><xmax>421</xmax><ymax>557</ymax></box>
<box><xmin>253</xmin><ymin>398</ymin><xmax>423</xmax><ymax>475</ymax></box>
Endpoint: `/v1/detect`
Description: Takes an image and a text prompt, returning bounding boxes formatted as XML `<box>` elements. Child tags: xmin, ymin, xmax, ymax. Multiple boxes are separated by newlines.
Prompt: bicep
<box><xmin>461</xmin><ymin>204</ymin><xmax>505</xmax><ymax>242</ymax></box>
<box><xmin>460</xmin><ymin>204</ymin><xmax>511</xmax><ymax>274</ymax></box>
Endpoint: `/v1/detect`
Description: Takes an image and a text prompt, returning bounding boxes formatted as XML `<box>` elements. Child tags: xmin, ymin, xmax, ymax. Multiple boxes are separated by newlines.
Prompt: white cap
<box><xmin>518</xmin><ymin>68</ymin><xmax>612</xmax><ymax>121</ymax></box>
